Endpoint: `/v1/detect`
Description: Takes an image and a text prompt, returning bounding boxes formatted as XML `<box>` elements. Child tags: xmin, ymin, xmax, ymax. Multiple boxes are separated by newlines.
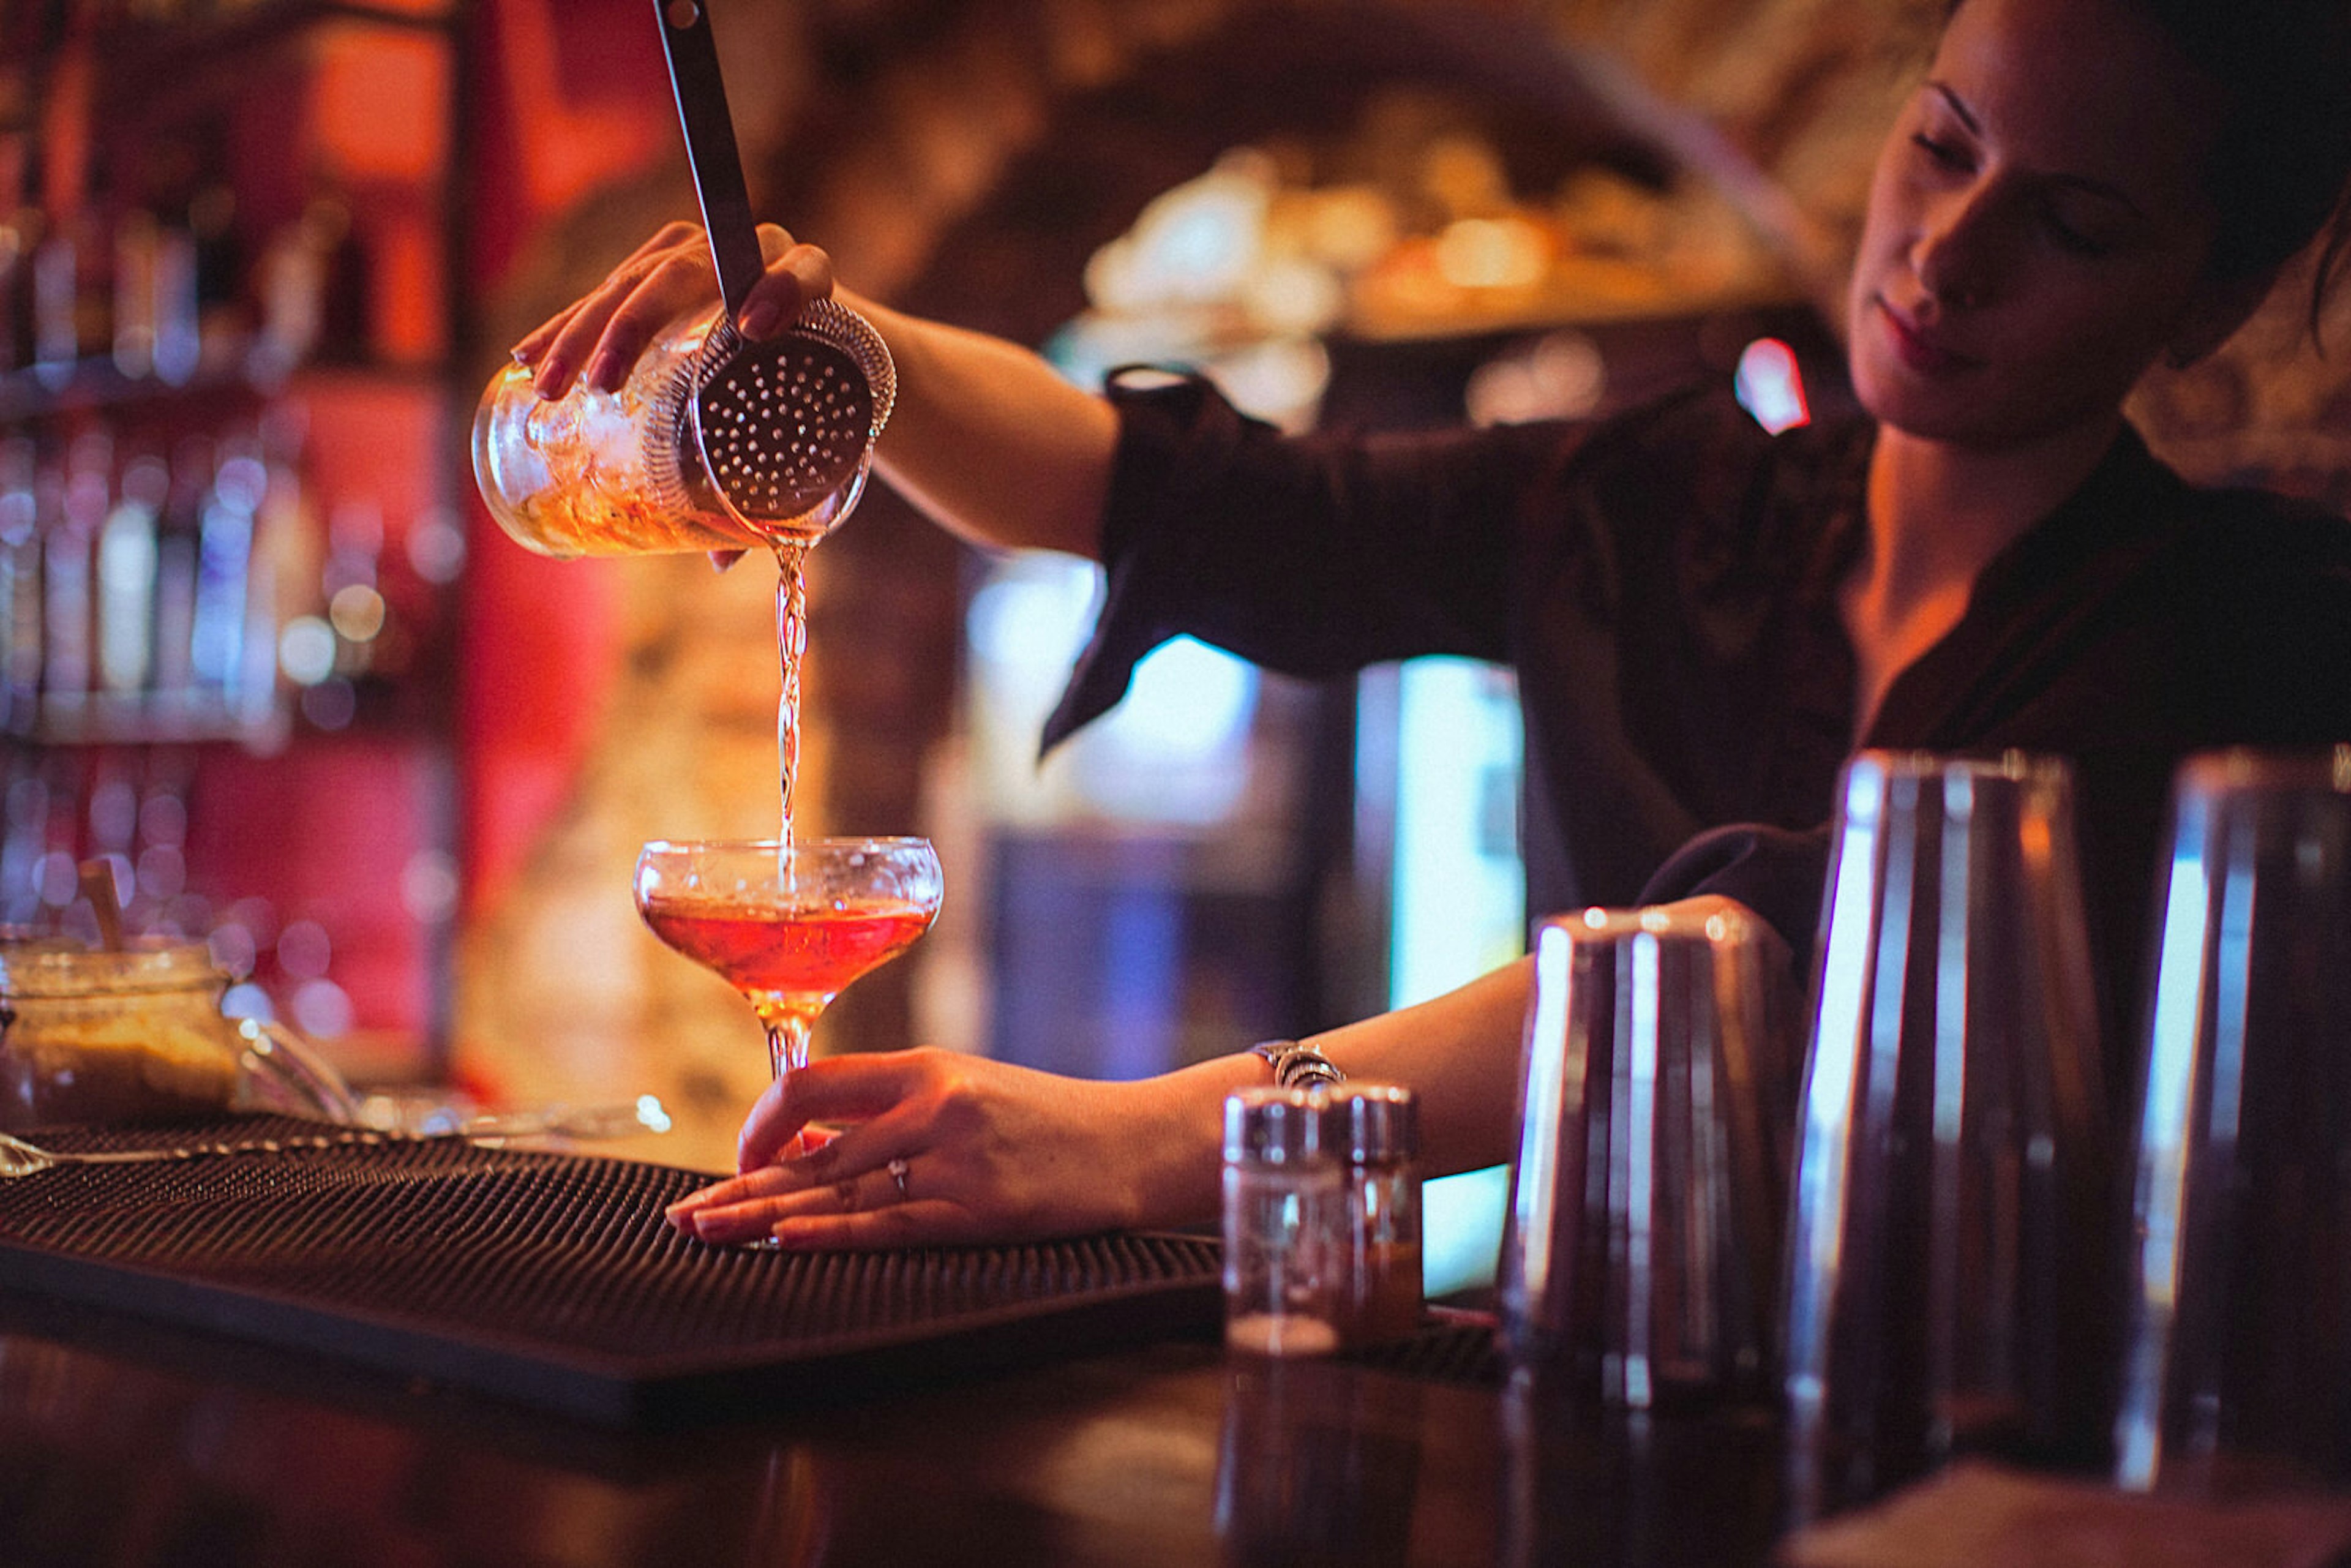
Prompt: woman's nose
<box><xmin>1913</xmin><ymin>188</ymin><xmax>2001</xmax><ymax>310</ymax></box>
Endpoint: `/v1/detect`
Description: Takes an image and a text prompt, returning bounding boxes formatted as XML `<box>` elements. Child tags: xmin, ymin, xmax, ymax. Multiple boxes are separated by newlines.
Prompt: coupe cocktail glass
<box><xmin>634</xmin><ymin>838</ymin><xmax>943</xmax><ymax>1089</ymax></box>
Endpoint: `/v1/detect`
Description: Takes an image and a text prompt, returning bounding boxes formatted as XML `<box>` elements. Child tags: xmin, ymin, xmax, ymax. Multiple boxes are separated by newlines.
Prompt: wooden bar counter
<box><xmin>0</xmin><ymin>1122</ymin><xmax>1788</xmax><ymax>1566</ymax></box>
<box><xmin>0</xmin><ymin>1299</ymin><xmax>1786</xmax><ymax>1566</ymax></box>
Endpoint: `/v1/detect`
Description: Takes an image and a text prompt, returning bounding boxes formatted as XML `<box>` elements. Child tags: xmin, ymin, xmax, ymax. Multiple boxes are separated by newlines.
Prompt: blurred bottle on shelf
<box><xmin>252</xmin><ymin>213</ymin><xmax>323</xmax><ymax>381</ymax></box>
<box><xmin>231</xmin><ymin>443</ymin><xmax>287</xmax><ymax>722</ymax></box>
<box><xmin>288</xmin><ymin>492</ymin><xmax>386</xmax><ymax>732</ymax></box>
<box><xmin>253</xmin><ymin>190</ymin><xmax>368</xmax><ymax>379</ymax></box>
<box><xmin>110</xmin><ymin>202</ymin><xmax>200</xmax><ymax>386</ymax></box>
<box><xmin>0</xmin><ymin>208</ymin><xmax>39</xmax><ymax>377</ymax></box>
<box><xmin>0</xmin><ymin>437</ymin><xmax>40</xmax><ymax>730</ymax></box>
<box><xmin>0</xmin><ymin>756</ymin><xmax>56</xmax><ymax>929</ymax></box>
<box><xmin>324</xmin><ymin>497</ymin><xmax>383</xmax><ymax>673</ymax></box>
<box><xmin>186</xmin><ymin>170</ymin><xmax>246</xmax><ymax>377</ymax></box>
<box><xmin>255</xmin><ymin>402</ymin><xmax>318</xmax><ymax>593</ymax></box>
<box><xmin>149</xmin><ymin>432</ymin><xmax>208</xmax><ymax>706</ymax></box>
<box><xmin>29</xmin><ymin>211</ymin><xmax>82</xmax><ymax>389</ymax></box>
<box><xmin>148</xmin><ymin>215</ymin><xmax>201</xmax><ymax>385</ymax></box>
<box><xmin>95</xmin><ymin>446</ymin><xmax>164</xmax><ymax>702</ymax></box>
<box><xmin>189</xmin><ymin>437</ymin><xmax>260</xmax><ymax>701</ymax></box>
<box><xmin>311</xmin><ymin>196</ymin><xmax>371</xmax><ymax>364</ymax></box>
<box><xmin>0</xmin><ymin>416</ymin><xmax>307</xmax><ymax>740</ymax></box>
<box><xmin>0</xmin><ymin>783</ymin><xmax>34</xmax><ymax>929</ymax></box>
<box><xmin>110</xmin><ymin>206</ymin><xmax>160</xmax><ymax>380</ymax></box>
<box><xmin>39</xmin><ymin>434</ymin><xmax>102</xmax><ymax>713</ymax></box>
<box><xmin>30</xmin><ymin>158</ymin><xmax>116</xmax><ymax>388</ymax></box>
<box><xmin>94</xmin><ymin>124</ymin><xmax>252</xmax><ymax>389</ymax></box>
<box><xmin>250</xmin><ymin>404</ymin><xmax>317</xmax><ymax>718</ymax></box>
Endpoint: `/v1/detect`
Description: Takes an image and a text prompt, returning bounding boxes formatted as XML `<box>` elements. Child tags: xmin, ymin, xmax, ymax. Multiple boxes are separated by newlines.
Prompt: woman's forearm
<box><xmin>1125</xmin><ymin>956</ymin><xmax>1535</xmax><ymax>1227</ymax></box>
<box><xmin>849</xmin><ymin>291</ymin><xmax>1120</xmax><ymax>561</ymax></box>
<box><xmin>1297</xmin><ymin>957</ymin><xmax>1532</xmax><ymax>1176</ymax></box>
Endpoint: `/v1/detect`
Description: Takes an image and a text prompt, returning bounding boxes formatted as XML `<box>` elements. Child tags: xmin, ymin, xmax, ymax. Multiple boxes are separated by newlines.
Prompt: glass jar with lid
<box><xmin>1325</xmin><ymin>1084</ymin><xmax>1423</xmax><ymax>1346</ymax></box>
<box><xmin>0</xmin><ymin>934</ymin><xmax>354</xmax><ymax>1131</ymax></box>
<box><xmin>1221</xmin><ymin>1085</ymin><xmax>1343</xmax><ymax>1357</ymax></box>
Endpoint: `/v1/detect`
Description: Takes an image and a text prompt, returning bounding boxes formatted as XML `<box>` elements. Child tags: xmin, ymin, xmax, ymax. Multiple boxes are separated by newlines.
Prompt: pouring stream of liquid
<box><xmin>775</xmin><ymin>541</ymin><xmax>809</xmax><ymax>854</ymax></box>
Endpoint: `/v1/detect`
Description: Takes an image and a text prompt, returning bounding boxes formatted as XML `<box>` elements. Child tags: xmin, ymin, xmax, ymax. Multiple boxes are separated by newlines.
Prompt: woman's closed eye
<box><xmin>2036</xmin><ymin>185</ymin><xmax>2144</xmax><ymax>258</ymax></box>
<box><xmin>2039</xmin><ymin>208</ymin><xmax>2114</xmax><ymax>257</ymax></box>
<box><xmin>1910</xmin><ymin>131</ymin><xmax>1974</xmax><ymax>174</ymax></box>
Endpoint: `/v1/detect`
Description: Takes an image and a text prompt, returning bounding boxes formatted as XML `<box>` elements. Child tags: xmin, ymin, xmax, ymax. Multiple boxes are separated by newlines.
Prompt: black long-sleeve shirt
<box><xmin>1046</xmin><ymin>372</ymin><xmax>2351</xmax><ymax>1073</ymax></box>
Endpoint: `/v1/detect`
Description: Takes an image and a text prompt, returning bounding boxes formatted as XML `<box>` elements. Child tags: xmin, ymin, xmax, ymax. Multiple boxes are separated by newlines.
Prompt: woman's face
<box><xmin>1845</xmin><ymin>0</ymin><xmax>2238</xmax><ymax>448</ymax></box>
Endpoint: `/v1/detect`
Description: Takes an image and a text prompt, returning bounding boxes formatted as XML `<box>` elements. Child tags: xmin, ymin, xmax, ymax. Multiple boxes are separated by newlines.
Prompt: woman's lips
<box><xmin>1876</xmin><ymin>298</ymin><xmax>1978</xmax><ymax>377</ymax></box>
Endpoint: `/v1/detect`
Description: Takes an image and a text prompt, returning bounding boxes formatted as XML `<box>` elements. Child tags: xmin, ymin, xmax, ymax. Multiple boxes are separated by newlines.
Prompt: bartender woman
<box><xmin>515</xmin><ymin>0</ymin><xmax>2351</xmax><ymax>1250</ymax></box>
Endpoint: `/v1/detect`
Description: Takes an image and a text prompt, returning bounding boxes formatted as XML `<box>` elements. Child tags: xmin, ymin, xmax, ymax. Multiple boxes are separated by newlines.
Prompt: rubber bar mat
<box><xmin>0</xmin><ymin>1117</ymin><xmax>1220</xmax><ymax>1425</ymax></box>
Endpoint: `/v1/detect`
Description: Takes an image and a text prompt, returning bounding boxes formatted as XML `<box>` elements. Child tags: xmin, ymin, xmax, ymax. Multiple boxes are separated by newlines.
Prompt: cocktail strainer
<box><xmin>649</xmin><ymin>0</ymin><xmax>894</xmax><ymax>536</ymax></box>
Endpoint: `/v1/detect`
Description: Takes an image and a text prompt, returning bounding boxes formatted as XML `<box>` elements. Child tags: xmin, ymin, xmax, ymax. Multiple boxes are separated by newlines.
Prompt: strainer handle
<box><xmin>655</xmin><ymin>0</ymin><xmax>765</xmax><ymax>317</ymax></box>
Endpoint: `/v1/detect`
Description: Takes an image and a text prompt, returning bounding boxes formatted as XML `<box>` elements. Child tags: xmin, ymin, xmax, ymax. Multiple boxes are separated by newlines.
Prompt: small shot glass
<box><xmin>1222</xmin><ymin>1086</ymin><xmax>1343</xmax><ymax>1358</ymax></box>
<box><xmin>1325</xmin><ymin>1084</ymin><xmax>1423</xmax><ymax>1348</ymax></box>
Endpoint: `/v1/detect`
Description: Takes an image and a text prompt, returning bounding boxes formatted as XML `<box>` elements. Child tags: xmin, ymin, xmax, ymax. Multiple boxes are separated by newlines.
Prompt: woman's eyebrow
<box><xmin>1926</xmin><ymin>78</ymin><xmax>2147</xmax><ymax>218</ymax></box>
<box><xmin>1925</xmin><ymin>81</ymin><xmax>1981</xmax><ymax>135</ymax></box>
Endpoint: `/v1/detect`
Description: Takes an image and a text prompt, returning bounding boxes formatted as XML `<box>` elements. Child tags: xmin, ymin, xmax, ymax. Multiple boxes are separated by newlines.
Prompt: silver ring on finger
<box><xmin>887</xmin><ymin>1157</ymin><xmax>910</xmax><ymax>1201</ymax></box>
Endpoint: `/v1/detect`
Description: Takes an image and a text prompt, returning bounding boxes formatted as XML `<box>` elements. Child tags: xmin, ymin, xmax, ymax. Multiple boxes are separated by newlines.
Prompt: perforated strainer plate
<box><xmin>0</xmin><ymin>1117</ymin><xmax>1218</xmax><ymax>1425</ymax></box>
<box><xmin>667</xmin><ymin>299</ymin><xmax>896</xmax><ymax>531</ymax></box>
<box><xmin>695</xmin><ymin>337</ymin><xmax>871</xmax><ymax>518</ymax></box>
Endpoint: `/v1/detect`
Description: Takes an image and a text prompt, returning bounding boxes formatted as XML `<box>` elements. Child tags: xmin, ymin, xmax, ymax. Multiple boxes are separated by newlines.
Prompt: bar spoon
<box><xmin>0</xmin><ymin>1098</ymin><xmax>673</xmax><ymax>1179</ymax></box>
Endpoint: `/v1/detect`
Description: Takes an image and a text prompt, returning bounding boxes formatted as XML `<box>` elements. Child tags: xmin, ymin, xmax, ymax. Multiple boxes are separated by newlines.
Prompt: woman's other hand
<box><xmin>508</xmin><ymin>221</ymin><xmax>834</xmax><ymax>400</ymax></box>
<box><xmin>661</xmin><ymin>1048</ymin><xmax>1216</xmax><ymax>1250</ymax></box>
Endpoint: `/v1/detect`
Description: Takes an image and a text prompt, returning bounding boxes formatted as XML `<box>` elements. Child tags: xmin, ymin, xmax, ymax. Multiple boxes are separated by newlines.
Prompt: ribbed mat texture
<box><xmin>0</xmin><ymin>1117</ymin><xmax>1221</xmax><ymax>1422</ymax></box>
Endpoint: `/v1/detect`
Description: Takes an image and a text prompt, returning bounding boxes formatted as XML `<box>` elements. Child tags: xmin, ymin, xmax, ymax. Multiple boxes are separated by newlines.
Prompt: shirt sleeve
<box><xmin>1637</xmin><ymin>820</ymin><xmax>1832</xmax><ymax>969</ymax></box>
<box><xmin>1040</xmin><ymin>370</ymin><xmax>1580</xmax><ymax>749</ymax></box>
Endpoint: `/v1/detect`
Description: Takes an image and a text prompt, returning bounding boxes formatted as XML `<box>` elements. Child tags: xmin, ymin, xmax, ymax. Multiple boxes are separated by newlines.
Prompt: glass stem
<box><xmin>764</xmin><ymin>1014</ymin><xmax>814</xmax><ymax>1081</ymax></box>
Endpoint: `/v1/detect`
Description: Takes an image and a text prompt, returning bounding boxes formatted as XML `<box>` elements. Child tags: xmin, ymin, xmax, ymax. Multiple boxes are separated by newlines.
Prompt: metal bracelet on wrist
<box><xmin>1250</xmin><ymin>1039</ymin><xmax>1346</xmax><ymax>1092</ymax></box>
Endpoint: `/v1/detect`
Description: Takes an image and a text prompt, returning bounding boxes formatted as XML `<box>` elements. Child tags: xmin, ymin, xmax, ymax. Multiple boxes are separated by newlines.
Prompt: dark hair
<box><xmin>2139</xmin><ymin>0</ymin><xmax>2351</xmax><ymax>328</ymax></box>
<box><xmin>1949</xmin><ymin>0</ymin><xmax>2351</xmax><ymax>340</ymax></box>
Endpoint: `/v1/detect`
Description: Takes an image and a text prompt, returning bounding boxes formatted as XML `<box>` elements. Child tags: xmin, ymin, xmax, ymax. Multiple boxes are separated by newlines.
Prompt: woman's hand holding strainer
<box><xmin>511</xmin><ymin>221</ymin><xmax>835</xmax><ymax>401</ymax></box>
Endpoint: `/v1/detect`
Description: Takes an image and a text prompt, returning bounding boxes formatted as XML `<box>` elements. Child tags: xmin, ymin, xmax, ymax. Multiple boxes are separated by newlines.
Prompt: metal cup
<box><xmin>1498</xmin><ymin>898</ymin><xmax>1799</xmax><ymax>1411</ymax></box>
<box><xmin>2115</xmin><ymin>746</ymin><xmax>2351</xmax><ymax>1495</ymax></box>
<box><xmin>1782</xmin><ymin>750</ymin><xmax>2111</xmax><ymax>1514</ymax></box>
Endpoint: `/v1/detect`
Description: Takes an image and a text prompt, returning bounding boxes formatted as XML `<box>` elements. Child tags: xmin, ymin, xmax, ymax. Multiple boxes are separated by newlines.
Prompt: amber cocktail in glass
<box><xmin>634</xmin><ymin>838</ymin><xmax>943</xmax><ymax>1088</ymax></box>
